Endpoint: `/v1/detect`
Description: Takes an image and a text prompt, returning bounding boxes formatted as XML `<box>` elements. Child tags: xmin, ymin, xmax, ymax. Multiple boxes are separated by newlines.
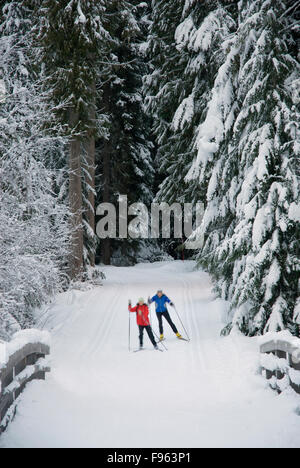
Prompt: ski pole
<box><xmin>144</xmin><ymin>304</ymin><xmax>167</xmax><ymax>351</ymax></box>
<box><xmin>151</xmin><ymin>326</ymin><xmax>168</xmax><ymax>351</ymax></box>
<box><xmin>148</xmin><ymin>298</ymin><xmax>167</xmax><ymax>351</ymax></box>
<box><xmin>173</xmin><ymin>305</ymin><xmax>190</xmax><ymax>341</ymax></box>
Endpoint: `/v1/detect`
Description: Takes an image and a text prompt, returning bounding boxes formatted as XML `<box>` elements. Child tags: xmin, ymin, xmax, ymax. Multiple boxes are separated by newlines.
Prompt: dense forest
<box><xmin>0</xmin><ymin>0</ymin><xmax>299</xmax><ymax>340</ymax></box>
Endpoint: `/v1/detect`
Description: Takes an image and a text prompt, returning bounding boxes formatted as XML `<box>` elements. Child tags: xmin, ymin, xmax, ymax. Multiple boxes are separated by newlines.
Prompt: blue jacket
<box><xmin>150</xmin><ymin>294</ymin><xmax>171</xmax><ymax>313</ymax></box>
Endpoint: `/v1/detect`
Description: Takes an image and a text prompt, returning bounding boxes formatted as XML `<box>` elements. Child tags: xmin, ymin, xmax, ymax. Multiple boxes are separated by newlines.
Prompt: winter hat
<box><xmin>138</xmin><ymin>297</ymin><xmax>145</xmax><ymax>303</ymax></box>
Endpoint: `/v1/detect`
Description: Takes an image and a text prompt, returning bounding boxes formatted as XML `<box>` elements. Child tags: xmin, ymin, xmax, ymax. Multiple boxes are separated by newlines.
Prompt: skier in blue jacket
<box><xmin>148</xmin><ymin>290</ymin><xmax>182</xmax><ymax>341</ymax></box>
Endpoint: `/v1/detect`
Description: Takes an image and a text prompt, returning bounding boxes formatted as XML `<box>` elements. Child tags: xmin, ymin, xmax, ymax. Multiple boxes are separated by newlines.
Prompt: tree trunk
<box><xmin>84</xmin><ymin>87</ymin><xmax>96</xmax><ymax>267</ymax></box>
<box><xmin>102</xmin><ymin>137</ymin><xmax>111</xmax><ymax>265</ymax></box>
<box><xmin>69</xmin><ymin>107</ymin><xmax>83</xmax><ymax>279</ymax></box>
<box><xmin>85</xmin><ymin>135</ymin><xmax>96</xmax><ymax>267</ymax></box>
<box><xmin>100</xmin><ymin>86</ymin><xmax>113</xmax><ymax>266</ymax></box>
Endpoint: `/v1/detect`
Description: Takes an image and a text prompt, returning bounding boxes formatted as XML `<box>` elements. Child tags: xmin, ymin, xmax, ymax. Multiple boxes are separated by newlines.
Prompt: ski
<box><xmin>133</xmin><ymin>347</ymin><xmax>163</xmax><ymax>353</ymax></box>
<box><xmin>158</xmin><ymin>337</ymin><xmax>189</xmax><ymax>342</ymax></box>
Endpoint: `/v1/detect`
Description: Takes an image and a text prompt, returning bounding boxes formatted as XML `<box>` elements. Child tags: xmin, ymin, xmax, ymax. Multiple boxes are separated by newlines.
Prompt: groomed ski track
<box><xmin>1</xmin><ymin>261</ymin><xmax>300</xmax><ymax>448</ymax></box>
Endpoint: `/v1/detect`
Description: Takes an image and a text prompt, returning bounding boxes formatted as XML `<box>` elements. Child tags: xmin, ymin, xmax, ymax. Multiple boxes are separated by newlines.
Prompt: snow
<box><xmin>290</xmin><ymin>369</ymin><xmax>300</xmax><ymax>387</ymax></box>
<box><xmin>263</xmin><ymin>259</ymin><xmax>281</xmax><ymax>302</ymax></box>
<box><xmin>260</xmin><ymin>353</ymin><xmax>288</xmax><ymax>373</ymax></box>
<box><xmin>182</xmin><ymin>0</ymin><xmax>195</xmax><ymax>17</ymax></box>
<box><xmin>252</xmin><ymin>206</ymin><xmax>267</xmax><ymax>249</ymax></box>
<box><xmin>289</xmin><ymin>202</ymin><xmax>300</xmax><ymax>222</ymax></box>
<box><xmin>294</xmin><ymin>301</ymin><xmax>300</xmax><ymax>325</ymax></box>
<box><xmin>0</xmin><ymin>261</ymin><xmax>299</xmax><ymax>448</ymax></box>
<box><xmin>186</xmin><ymin>45</ymin><xmax>239</xmax><ymax>182</ymax></box>
<box><xmin>4</xmin><ymin>358</ymin><xmax>50</xmax><ymax>394</ymax></box>
<box><xmin>258</xmin><ymin>330</ymin><xmax>300</xmax><ymax>349</ymax></box>
<box><xmin>191</xmin><ymin>12</ymin><xmax>220</xmax><ymax>52</ymax></box>
<box><xmin>8</xmin><ymin>330</ymin><xmax>50</xmax><ymax>356</ymax></box>
<box><xmin>172</xmin><ymin>93</ymin><xmax>194</xmax><ymax>131</ymax></box>
<box><xmin>277</xmin><ymin>375</ymin><xmax>290</xmax><ymax>393</ymax></box>
<box><xmin>259</xmin><ymin>330</ymin><xmax>300</xmax><ymax>392</ymax></box>
<box><xmin>175</xmin><ymin>16</ymin><xmax>194</xmax><ymax>50</ymax></box>
<box><xmin>265</xmin><ymin>297</ymin><xmax>286</xmax><ymax>333</ymax></box>
<box><xmin>0</xmin><ymin>79</ymin><xmax>6</xmax><ymax>103</ymax></box>
<box><xmin>257</xmin><ymin>138</ymin><xmax>271</xmax><ymax>180</ymax></box>
<box><xmin>0</xmin><ymin>330</ymin><xmax>50</xmax><ymax>395</ymax></box>
<box><xmin>243</xmin><ymin>196</ymin><xmax>257</xmax><ymax>220</ymax></box>
<box><xmin>0</xmin><ymin>341</ymin><xmax>7</xmax><ymax>367</ymax></box>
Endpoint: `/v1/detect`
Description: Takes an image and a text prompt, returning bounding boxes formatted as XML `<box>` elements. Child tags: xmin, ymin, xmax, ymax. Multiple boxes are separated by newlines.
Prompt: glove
<box><xmin>128</xmin><ymin>300</ymin><xmax>131</xmax><ymax>306</ymax></box>
<box><xmin>170</xmin><ymin>302</ymin><xmax>174</xmax><ymax>307</ymax></box>
<box><xmin>148</xmin><ymin>296</ymin><xmax>151</xmax><ymax>304</ymax></box>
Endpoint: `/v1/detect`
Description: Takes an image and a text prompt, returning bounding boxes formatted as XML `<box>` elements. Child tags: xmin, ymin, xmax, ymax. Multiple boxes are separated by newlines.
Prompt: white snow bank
<box><xmin>0</xmin><ymin>329</ymin><xmax>51</xmax><ymax>368</ymax></box>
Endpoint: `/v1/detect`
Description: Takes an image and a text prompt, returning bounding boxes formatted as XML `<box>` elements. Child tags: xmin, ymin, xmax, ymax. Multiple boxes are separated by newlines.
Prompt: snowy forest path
<box><xmin>1</xmin><ymin>261</ymin><xmax>300</xmax><ymax>448</ymax></box>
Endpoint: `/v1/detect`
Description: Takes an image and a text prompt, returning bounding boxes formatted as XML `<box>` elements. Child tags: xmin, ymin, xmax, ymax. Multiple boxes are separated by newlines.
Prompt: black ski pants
<box><xmin>139</xmin><ymin>325</ymin><xmax>156</xmax><ymax>347</ymax></box>
<box><xmin>156</xmin><ymin>311</ymin><xmax>178</xmax><ymax>335</ymax></box>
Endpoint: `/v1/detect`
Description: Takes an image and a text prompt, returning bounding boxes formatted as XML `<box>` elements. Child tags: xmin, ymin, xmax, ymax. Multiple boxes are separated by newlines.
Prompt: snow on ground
<box><xmin>0</xmin><ymin>261</ymin><xmax>299</xmax><ymax>448</ymax></box>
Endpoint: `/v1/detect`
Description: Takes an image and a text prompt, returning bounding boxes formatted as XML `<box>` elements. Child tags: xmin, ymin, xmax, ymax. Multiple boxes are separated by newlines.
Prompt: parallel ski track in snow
<box><xmin>87</xmin><ymin>284</ymin><xmax>123</xmax><ymax>356</ymax></box>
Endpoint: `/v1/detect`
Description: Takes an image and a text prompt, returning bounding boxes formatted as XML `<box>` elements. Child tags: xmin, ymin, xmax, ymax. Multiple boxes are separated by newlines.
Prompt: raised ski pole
<box><xmin>173</xmin><ymin>305</ymin><xmax>190</xmax><ymax>341</ymax></box>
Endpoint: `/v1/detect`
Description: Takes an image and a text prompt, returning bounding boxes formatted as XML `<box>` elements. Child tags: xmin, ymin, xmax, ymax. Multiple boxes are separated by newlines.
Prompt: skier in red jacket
<box><xmin>128</xmin><ymin>298</ymin><xmax>158</xmax><ymax>350</ymax></box>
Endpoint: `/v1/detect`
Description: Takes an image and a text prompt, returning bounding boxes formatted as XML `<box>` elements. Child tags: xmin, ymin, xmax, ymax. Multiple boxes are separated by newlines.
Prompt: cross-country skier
<box><xmin>148</xmin><ymin>290</ymin><xmax>182</xmax><ymax>341</ymax></box>
<box><xmin>128</xmin><ymin>298</ymin><xmax>158</xmax><ymax>350</ymax></box>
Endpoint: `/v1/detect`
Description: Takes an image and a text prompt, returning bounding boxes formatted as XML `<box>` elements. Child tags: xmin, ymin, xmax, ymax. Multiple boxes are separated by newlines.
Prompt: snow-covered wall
<box><xmin>259</xmin><ymin>331</ymin><xmax>300</xmax><ymax>395</ymax></box>
<box><xmin>0</xmin><ymin>329</ymin><xmax>50</xmax><ymax>369</ymax></box>
<box><xmin>259</xmin><ymin>330</ymin><xmax>300</xmax><ymax>350</ymax></box>
<box><xmin>0</xmin><ymin>329</ymin><xmax>51</xmax><ymax>433</ymax></box>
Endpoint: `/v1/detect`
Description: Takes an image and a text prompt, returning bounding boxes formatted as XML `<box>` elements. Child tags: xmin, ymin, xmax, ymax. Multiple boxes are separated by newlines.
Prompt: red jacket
<box><xmin>129</xmin><ymin>303</ymin><xmax>150</xmax><ymax>326</ymax></box>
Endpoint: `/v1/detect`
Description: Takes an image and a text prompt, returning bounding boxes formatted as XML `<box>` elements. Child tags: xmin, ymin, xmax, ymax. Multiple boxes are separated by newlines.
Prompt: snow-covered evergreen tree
<box><xmin>96</xmin><ymin>0</ymin><xmax>154</xmax><ymax>265</ymax></box>
<box><xmin>145</xmin><ymin>1</ymin><xmax>236</xmax><ymax>206</ymax></box>
<box><xmin>144</xmin><ymin>0</ymin><xmax>236</xmax><ymax>260</ymax></box>
<box><xmin>196</xmin><ymin>0</ymin><xmax>300</xmax><ymax>336</ymax></box>
<box><xmin>228</xmin><ymin>0</ymin><xmax>299</xmax><ymax>335</ymax></box>
<box><xmin>144</xmin><ymin>0</ymin><xmax>186</xmax><ymax>203</ymax></box>
<box><xmin>0</xmin><ymin>1</ymin><xmax>70</xmax><ymax>339</ymax></box>
<box><xmin>39</xmin><ymin>0</ymin><xmax>108</xmax><ymax>277</ymax></box>
<box><xmin>147</xmin><ymin>0</ymin><xmax>299</xmax><ymax>336</ymax></box>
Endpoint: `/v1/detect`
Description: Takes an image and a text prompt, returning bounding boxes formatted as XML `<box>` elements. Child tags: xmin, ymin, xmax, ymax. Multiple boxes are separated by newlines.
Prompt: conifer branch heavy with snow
<box><xmin>0</xmin><ymin>1</ymin><xmax>70</xmax><ymax>339</ymax></box>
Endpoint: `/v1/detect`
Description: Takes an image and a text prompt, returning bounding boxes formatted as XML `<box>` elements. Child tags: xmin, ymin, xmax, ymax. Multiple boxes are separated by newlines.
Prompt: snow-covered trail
<box><xmin>1</xmin><ymin>261</ymin><xmax>300</xmax><ymax>448</ymax></box>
